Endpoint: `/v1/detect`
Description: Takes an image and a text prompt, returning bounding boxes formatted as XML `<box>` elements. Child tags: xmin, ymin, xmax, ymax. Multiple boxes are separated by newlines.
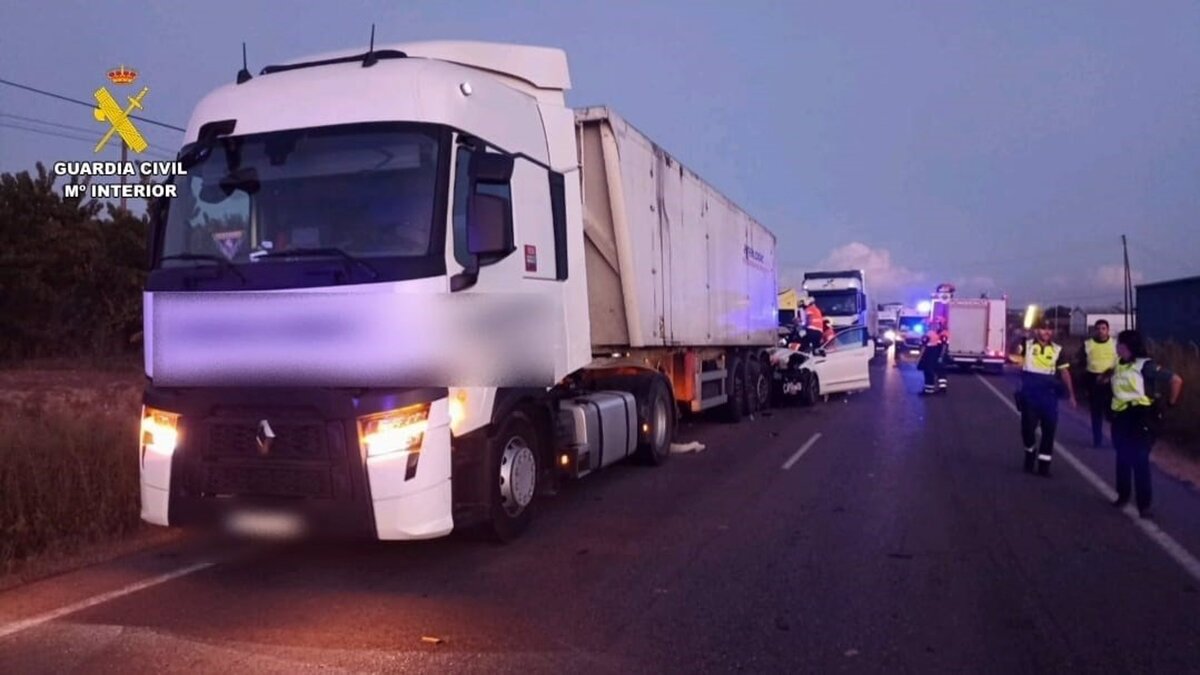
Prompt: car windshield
<box><xmin>811</xmin><ymin>291</ymin><xmax>859</xmax><ymax>316</ymax></box>
<box><xmin>157</xmin><ymin>124</ymin><xmax>442</xmax><ymax>267</ymax></box>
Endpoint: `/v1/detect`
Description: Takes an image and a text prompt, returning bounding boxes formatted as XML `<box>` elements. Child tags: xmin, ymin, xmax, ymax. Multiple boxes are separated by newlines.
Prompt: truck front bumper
<box><xmin>139</xmin><ymin>384</ymin><xmax>454</xmax><ymax>541</ymax></box>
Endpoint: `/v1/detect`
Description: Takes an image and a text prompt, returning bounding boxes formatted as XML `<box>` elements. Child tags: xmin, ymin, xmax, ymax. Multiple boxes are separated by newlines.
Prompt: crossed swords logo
<box><xmin>93</xmin><ymin>85</ymin><xmax>149</xmax><ymax>154</ymax></box>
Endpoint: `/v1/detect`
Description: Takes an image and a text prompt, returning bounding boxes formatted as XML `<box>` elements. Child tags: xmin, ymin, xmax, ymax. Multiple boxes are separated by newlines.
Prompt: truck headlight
<box><xmin>358</xmin><ymin>404</ymin><xmax>430</xmax><ymax>458</ymax></box>
<box><xmin>141</xmin><ymin>406</ymin><xmax>180</xmax><ymax>458</ymax></box>
<box><xmin>884</xmin><ymin>329</ymin><xmax>897</xmax><ymax>342</ymax></box>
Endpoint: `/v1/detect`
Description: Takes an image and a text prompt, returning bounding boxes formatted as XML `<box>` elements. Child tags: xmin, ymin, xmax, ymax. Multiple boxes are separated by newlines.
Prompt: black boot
<box><xmin>1037</xmin><ymin>458</ymin><xmax>1051</xmax><ymax>477</ymax></box>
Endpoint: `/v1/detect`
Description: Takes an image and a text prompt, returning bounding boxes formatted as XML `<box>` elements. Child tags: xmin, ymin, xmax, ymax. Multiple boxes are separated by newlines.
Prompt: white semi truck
<box><xmin>801</xmin><ymin>270</ymin><xmax>878</xmax><ymax>340</ymax></box>
<box><xmin>138</xmin><ymin>41</ymin><xmax>779</xmax><ymax>542</ymax></box>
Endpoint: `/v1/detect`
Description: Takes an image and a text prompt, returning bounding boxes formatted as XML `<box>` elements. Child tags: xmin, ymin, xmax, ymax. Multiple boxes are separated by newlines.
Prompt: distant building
<box><xmin>1137</xmin><ymin>275</ymin><xmax>1200</xmax><ymax>345</ymax></box>
<box><xmin>1069</xmin><ymin>309</ymin><xmax>1131</xmax><ymax>337</ymax></box>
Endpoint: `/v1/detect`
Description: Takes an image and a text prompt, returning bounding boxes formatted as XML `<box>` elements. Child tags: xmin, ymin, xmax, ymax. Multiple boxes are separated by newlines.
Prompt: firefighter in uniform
<box><xmin>918</xmin><ymin>317</ymin><xmax>950</xmax><ymax>395</ymax></box>
<box><xmin>798</xmin><ymin>295</ymin><xmax>826</xmax><ymax>352</ymax></box>
<box><xmin>1109</xmin><ymin>330</ymin><xmax>1183</xmax><ymax>518</ymax></box>
<box><xmin>1011</xmin><ymin>319</ymin><xmax>1076</xmax><ymax>475</ymax></box>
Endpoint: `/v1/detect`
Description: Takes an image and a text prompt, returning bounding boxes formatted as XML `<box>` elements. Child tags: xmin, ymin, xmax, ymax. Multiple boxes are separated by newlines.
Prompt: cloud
<box><xmin>952</xmin><ymin>275</ymin><xmax>999</xmax><ymax>295</ymax></box>
<box><xmin>781</xmin><ymin>242</ymin><xmax>927</xmax><ymax>300</ymax></box>
<box><xmin>1092</xmin><ymin>264</ymin><xmax>1144</xmax><ymax>290</ymax></box>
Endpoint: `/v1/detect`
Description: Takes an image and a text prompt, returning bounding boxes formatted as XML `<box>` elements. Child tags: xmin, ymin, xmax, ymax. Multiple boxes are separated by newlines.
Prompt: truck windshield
<box><xmin>811</xmin><ymin>291</ymin><xmax>860</xmax><ymax>316</ymax></box>
<box><xmin>157</xmin><ymin>124</ymin><xmax>443</xmax><ymax>270</ymax></box>
<box><xmin>899</xmin><ymin>317</ymin><xmax>925</xmax><ymax>331</ymax></box>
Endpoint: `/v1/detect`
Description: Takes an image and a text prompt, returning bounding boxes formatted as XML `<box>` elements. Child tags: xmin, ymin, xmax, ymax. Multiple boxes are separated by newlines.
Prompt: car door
<box><xmin>817</xmin><ymin>327</ymin><xmax>871</xmax><ymax>393</ymax></box>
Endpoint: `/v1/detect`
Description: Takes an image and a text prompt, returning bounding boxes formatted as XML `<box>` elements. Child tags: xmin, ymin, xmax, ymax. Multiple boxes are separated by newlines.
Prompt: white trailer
<box><xmin>945</xmin><ymin>298</ymin><xmax>1007</xmax><ymax>372</ymax></box>
<box><xmin>138</xmin><ymin>41</ymin><xmax>778</xmax><ymax>543</ymax></box>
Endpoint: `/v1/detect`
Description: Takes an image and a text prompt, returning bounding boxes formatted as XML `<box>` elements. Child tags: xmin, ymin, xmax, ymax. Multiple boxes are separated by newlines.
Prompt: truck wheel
<box><xmin>748</xmin><ymin>359</ymin><xmax>771</xmax><ymax>413</ymax></box>
<box><xmin>724</xmin><ymin>356</ymin><xmax>747</xmax><ymax>423</ymax></box>
<box><xmin>486</xmin><ymin>408</ymin><xmax>540</xmax><ymax>542</ymax></box>
<box><xmin>800</xmin><ymin>372</ymin><xmax>819</xmax><ymax>407</ymax></box>
<box><xmin>636</xmin><ymin>376</ymin><xmax>675</xmax><ymax>466</ymax></box>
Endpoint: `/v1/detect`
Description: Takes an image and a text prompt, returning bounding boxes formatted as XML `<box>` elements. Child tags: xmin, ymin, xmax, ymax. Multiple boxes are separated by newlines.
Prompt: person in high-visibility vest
<box><xmin>918</xmin><ymin>318</ymin><xmax>950</xmax><ymax>395</ymax></box>
<box><xmin>1080</xmin><ymin>319</ymin><xmax>1117</xmax><ymax>447</ymax></box>
<box><xmin>798</xmin><ymin>295</ymin><xmax>825</xmax><ymax>352</ymax></box>
<box><xmin>1010</xmin><ymin>319</ymin><xmax>1077</xmax><ymax>476</ymax></box>
<box><xmin>1109</xmin><ymin>330</ymin><xmax>1183</xmax><ymax>518</ymax></box>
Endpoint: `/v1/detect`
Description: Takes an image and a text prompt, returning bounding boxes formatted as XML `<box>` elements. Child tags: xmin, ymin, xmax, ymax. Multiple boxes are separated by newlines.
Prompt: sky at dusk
<box><xmin>2</xmin><ymin>0</ymin><xmax>1197</xmax><ymax>309</ymax></box>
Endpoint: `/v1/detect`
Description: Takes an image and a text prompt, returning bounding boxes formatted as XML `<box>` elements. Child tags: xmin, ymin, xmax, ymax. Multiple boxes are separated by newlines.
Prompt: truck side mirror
<box><xmin>466</xmin><ymin>193</ymin><xmax>513</xmax><ymax>257</ymax></box>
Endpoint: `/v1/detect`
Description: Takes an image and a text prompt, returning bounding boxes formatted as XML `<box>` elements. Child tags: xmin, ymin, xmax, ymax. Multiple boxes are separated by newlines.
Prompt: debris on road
<box><xmin>845</xmin><ymin>649</ymin><xmax>860</xmax><ymax>657</ymax></box>
<box><xmin>671</xmin><ymin>441</ymin><xmax>706</xmax><ymax>454</ymax></box>
<box><xmin>421</xmin><ymin>636</ymin><xmax>444</xmax><ymax>645</ymax></box>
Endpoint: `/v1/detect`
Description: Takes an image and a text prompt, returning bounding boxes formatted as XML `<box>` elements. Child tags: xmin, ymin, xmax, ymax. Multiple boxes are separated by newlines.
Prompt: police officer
<box><xmin>1109</xmin><ymin>330</ymin><xmax>1183</xmax><ymax>518</ymax></box>
<box><xmin>1080</xmin><ymin>319</ymin><xmax>1117</xmax><ymax>447</ymax></box>
<box><xmin>1012</xmin><ymin>319</ymin><xmax>1077</xmax><ymax>475</ymax></box>
<box><xmin>918</xmin><ymin>317</ymin><xmax>950</xmax><ymax>395</ymax></box>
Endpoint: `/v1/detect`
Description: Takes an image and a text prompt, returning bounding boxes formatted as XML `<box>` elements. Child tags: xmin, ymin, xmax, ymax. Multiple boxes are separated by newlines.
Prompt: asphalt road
<box><xmin>3</xmin><ymin>358</ymin><xmax>1200</xmax><ymax>673</ymax></box>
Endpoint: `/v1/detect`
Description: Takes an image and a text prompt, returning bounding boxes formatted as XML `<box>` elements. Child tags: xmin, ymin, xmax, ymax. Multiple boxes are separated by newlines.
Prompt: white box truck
<box><xmin>138</xmin><ymin>41</ymin><xmax>779</xmax><ymax>542</ymax></box>
<box><xmin>944</xmin><ymin>298</ymin><xmax>1007</xmax><ymax>372</ymax></box>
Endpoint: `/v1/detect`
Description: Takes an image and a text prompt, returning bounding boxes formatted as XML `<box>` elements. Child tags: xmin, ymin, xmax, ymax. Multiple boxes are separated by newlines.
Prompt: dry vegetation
<box><xmin>0</xmin><ymin>366</ymin><xmax>146</xmax><ymax>573</ymax></box>
<box><xmin>1148</xmin><ymin>340</ymin><xmax>1200</xmax><ymax>455</ymax></box>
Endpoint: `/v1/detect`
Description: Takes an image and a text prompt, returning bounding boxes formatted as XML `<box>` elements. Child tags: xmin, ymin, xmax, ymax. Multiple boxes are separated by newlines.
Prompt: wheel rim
<box><xmin>499</xmin><ymin>436</ymin><xmax>537</xmax><ymax>517</ymax></box>
<box><xmin>756</xmin><ymin>371</ymin><xmax>770</xmax><ymax>408</ymax></box>
<box><xmin>652</xmin><ymin>395</ymin><xmax>669</xmax><ymax>451</ymax></box>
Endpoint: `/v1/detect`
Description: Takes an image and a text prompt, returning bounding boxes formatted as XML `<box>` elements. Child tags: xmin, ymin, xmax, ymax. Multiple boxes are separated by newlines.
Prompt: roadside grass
<box><xmin>0</xmin><ymin>368</ymin><xmax>144</xmax><ymax>573</ymax></box>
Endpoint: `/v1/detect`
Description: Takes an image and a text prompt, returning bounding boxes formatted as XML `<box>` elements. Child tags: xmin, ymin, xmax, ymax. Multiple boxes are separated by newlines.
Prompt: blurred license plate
<box><xmin>225</xmin><ymin>510</ymin><xmax>306</xmax><ymax>539</ymax></box>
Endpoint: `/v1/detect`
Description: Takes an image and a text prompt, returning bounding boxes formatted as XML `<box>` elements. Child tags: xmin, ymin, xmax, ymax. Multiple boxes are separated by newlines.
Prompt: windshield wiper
<box><xmin>254</xmin><ymin>247</ymin><xmax>379</xmax><ymax>280</ymax></box>
<box><xmin>158</xmin><ymin>253</ymin><xmax>247</xmax><ymax>284</ymax></box>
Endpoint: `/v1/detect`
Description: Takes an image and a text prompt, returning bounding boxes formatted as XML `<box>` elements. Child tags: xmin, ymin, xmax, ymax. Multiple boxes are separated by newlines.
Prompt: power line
<box><xmin>0</xmin><ymin>77</ymin><xmax>185</xmax><ymax>132</ymax></box>
<box><xmin>0</xmin><ymin>111</ymin><xmax>181</xmax><ymax>144</ymax></box>
<box><xmin>0</xmin><ymin>122</ymin><xmax>177</xmax><ymax>160</ymax></box>
<box><xmin>0</xmin><ymin>112</ymin><xmax>100</xmax><ymax>136</ymax></box>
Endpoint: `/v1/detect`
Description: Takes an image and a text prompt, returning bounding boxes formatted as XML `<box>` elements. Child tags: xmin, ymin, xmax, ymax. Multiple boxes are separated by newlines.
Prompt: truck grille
<box><xmin>203</xmin><ymin>464</ymin><xmax>331</xmax><ymax>498</ymax></box>
<box><xmin>207</xmin><ymin>421</ymin><xmax>328</xmax><ymax>460</ymax></box>
<box><xmin>177</xmin><ymin>416</ymin><xmax>354</xmax><ymax>501</ymax></box>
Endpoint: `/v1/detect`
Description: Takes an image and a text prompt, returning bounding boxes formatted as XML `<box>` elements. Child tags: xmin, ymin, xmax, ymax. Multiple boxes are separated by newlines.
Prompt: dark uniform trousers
<box><xmin>1020</xmin><ymin>388</ymin><xmax>1059</xmax><ymax>463</ymax></box>
<box><xmin>1085</xmin><ymin>372</ymin><xmax>1113</xmax><ymax>445</ymax></box>
<box><xmin>1112</xmin><ymin>407</ymin><xmax>1154</xmax><ymax>509</ymax></box>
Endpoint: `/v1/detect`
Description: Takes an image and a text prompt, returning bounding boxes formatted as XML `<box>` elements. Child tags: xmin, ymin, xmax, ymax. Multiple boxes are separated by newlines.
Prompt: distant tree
<box><xmin>0</xmin><ymin>163</ymin><xmax>147</xmax><ymax>360</ymax></box>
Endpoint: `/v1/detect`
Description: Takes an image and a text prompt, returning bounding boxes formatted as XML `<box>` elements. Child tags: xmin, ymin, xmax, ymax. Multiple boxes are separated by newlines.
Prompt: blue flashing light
<box><xmin>914</xmin><ymin>324</ymin><xmax>925</xmax><ymax>334</ymax></box>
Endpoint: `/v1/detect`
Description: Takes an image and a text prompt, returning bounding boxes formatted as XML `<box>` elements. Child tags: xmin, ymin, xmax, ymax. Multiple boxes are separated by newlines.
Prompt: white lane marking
<box><xmin>782</xmin><ymin>433</ymin><xmax>823</xmax><ymax>471</ymax></box>
<box><xmin>0</xmin><ymin>561</ymin><xmax>215</xmax><ymax>641</ymax></box>
<box><xmin>976</xmin><ymin>374</ymin><xmax>1200</xmax><ymax>585</ymax></box>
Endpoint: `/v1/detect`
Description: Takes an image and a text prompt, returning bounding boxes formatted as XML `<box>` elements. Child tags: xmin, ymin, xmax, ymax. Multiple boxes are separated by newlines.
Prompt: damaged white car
<box><xmin>769</xmin><ymin>326</ymin><xmax>874</xmax><ymax>405</ymax></box>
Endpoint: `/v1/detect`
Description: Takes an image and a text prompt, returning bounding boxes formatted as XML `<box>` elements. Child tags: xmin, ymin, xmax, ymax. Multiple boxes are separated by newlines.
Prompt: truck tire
<box><xmin>635</xmin><ymin>375</ymin><xmax>675</xmax><ymax>466</ymax></box>
<box><xmin>748</xmin><ymin>358</ymin><xmax>771</xmax><ymax>413</ymax></box>
<box><xmin>724</xmin><ymin>356</ymin><xmax>747</xmax><ymax>423</ymax></box>
<box><xmin>485</xmin><ymin>408</ymin><xmax>541</xmax><ymax>543</ymax></box>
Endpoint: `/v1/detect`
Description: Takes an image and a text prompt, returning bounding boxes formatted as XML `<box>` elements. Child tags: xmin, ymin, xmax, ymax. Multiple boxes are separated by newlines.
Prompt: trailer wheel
<box><xmin>724</xmin><ymin>356</ymin><xmax>747</xmax><ymax>423</ymax></box>
<box><xmin>636</xmin><ymin>375</ymin><xmax>675</xmax><ymax>466</ymax></box>
<box><xmin>485</xmin><ymin>408</ymin><xmax>540</xmax><ymax>542</ymax></box>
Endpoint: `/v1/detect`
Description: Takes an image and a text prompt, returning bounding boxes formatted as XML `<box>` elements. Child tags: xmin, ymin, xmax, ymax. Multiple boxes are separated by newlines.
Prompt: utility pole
<box><xmin>119</xmin><ymin>139</ymin><xmax>128</xmax><ymax>212</ymax></box>
<box><xmin>1121</xmin><ymin>234</ymin><xmax>1134</xmax><ymax>331</ymax></box>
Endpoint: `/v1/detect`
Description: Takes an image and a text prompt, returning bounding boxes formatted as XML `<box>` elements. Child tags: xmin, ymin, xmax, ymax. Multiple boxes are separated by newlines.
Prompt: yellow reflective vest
<box><xmin>1111</xmin><ymin>358</ymin><xmax>1154</xmax><ymax>412</ymax></box>
<box><xmin>1084</xmin><ymin>338</ymin><xmax>1117</xmax><ymax>374</ymax></box>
